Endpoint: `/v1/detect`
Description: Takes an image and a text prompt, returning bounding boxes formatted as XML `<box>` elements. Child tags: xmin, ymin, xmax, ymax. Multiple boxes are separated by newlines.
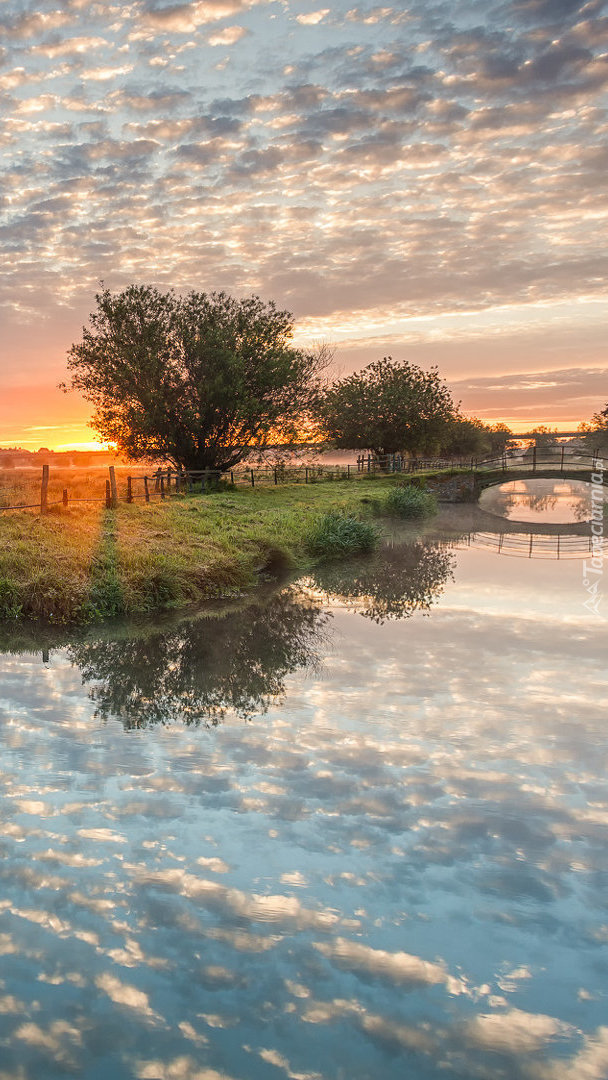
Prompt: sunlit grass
<box><xmin>0</xmin><ymin>476</ymin><xmax>414</xmax><ymax>624</ymax></box>
<box><xmin>0</xmin><ymin>505</ymin><xmax>103</xmax><ymax>622</ymax></box>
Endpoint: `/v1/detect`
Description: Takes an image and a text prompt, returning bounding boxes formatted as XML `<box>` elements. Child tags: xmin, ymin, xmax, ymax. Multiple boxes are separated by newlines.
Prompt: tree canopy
<box><xmin>590</xmin><ymin>404</ymin><xmax>608</xmax><ymax>430</ymax></box>
<box><xmin>316</xmin><ymin>356</ymin><xmax>458</xmax><ymax>456</ymax></box>
<box><xmin>579</xmin><ymin>404</ymin><xmax>608</xmax><ymax>451</ymax></box>
<box><xmin>440</xmin><ymin>418</ymin><xmax>515</xmax><ymax>458</ymax></box>
<box><xmin>64</xmin><ymin>285</ymin><xmax>325</xmax><ymax>470</ymax></box>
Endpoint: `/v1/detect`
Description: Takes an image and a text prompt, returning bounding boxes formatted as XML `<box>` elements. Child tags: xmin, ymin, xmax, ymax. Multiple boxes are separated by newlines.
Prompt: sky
<box><xmin>0</xmin><ymin>0</ymin><xmax>607</xmax><ymax>450</ymax></box>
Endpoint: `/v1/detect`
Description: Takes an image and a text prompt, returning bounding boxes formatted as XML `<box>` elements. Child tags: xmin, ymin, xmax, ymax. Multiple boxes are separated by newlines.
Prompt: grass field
<box><xmin>0</xmin><ymin>465</ymin><xmax>137</xmax><ymax>509</ymax></box>
<box><xmin>0</xmin><ymin>474</ymin><xmax>425</xmax><ymax>625</ymax></box>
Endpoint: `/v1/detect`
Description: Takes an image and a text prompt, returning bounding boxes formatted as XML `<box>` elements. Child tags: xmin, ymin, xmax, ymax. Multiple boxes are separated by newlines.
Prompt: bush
<box><xmin>384</xmin><ymin>485</ymin><xmax>438</xmax><ymax>518</ymax></box>
<box><xmin>305</xmin><ymin>511</ymin><xmax>379</xmax><ymax>558</ymax></box>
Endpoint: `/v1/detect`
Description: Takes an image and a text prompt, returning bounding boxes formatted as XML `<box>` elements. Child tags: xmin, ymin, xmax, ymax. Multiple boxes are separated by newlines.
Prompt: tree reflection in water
<box><xmin>67</xmin><ymin>590</ymin><xmax>329</xmax><ymax>729</ymax></box>
<box><xmin>60</xmin><ymin>538</ymin><xmax>455</xmax><ymax>727</ymax></box>
<box><xmin>508</xmin><ymin>492</ymin><xmax>559</xmax><ymax>512</ymax></box>
<box><xmin>308</xmin><ymin>537</ymin><xmax>456</xmax><ymax>623</ymax></box>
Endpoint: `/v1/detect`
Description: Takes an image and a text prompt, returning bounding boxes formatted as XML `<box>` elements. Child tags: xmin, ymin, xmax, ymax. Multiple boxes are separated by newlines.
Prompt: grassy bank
<box><xmin>0</xmin><ymin>476</ymin><xmax>436</xmax><ymax>625</ymax></box>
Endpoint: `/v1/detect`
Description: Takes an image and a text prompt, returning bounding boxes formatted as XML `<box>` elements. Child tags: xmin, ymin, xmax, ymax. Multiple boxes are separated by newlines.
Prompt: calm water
<box><xmin>479</xmin><ymin>477</ymin><xmax>606</xmax><ymax>524</ymax></box>
<box><xmin>0</xmin><ymin>511</ymin><xmax>607</xmax><ymax>1080</ymax></box>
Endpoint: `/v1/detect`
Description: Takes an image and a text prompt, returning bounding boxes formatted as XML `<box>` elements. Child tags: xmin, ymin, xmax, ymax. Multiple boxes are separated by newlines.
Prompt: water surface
<box><xmin>0</xmin><ymin>512</ymin><xmax>606</xmax><ymax>1079</ymax></box>
<box><xmin>479</xmin><ymin>477</ymin><xmax>605</xmax><ymax>524</ymax></box>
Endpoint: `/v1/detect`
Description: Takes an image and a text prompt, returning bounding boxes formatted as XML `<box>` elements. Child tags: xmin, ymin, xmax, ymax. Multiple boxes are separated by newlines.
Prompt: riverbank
<box><xmin>0</xmin><ymin>476</ymin><xmax>429</xmax><ymax>625</ymax></box>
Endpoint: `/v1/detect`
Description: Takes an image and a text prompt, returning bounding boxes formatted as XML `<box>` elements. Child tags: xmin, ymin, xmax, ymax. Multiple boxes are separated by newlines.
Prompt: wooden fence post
<box><xmin>144</xmin><ymin>476</ymin><xmax>150</xmax><ymax>503</ymax></box>
<box><xmin>108</xmin><ymin>465</ymin><xmax>118</xmax><ymax>507</ymax></box>
<box><xmin>250</xmin><ymin>469</ymin><xmax>255</xmax><ymax>488</ymax></box>
<box><xmin>154</xmin><ymin>468</ymin><xmax>161</xmax><ymax>493</ymax></box>
<box><xmin>62</xmin><ymin>487</ymin><xmax>68</xmax><ymax>508</ymax></box>
<box><xmin>160</xmin><ymin>474</ymin><xmax>165</xmax><ymax>500</ymax></box>
<box><xmin>40</xmin><ymin>464</ymin><xmax>49</xmax><ymax>514</ymax></box>
<box><xmin>105</xmin><ymin>479</ymin><xmax>112</xmax><ymax>509</ymax></box>
<box><xmin>532</xmin><ymin>445</ymin><xmax>537</xmax><ymax>472</ymax></box>
<box><xmin>167</xmin><ymin>468</ymin><xmax>172</xmax><ymax>493</ymax></box>
<box><xmin>127</xmin><ymin>476</ymin><xmax>133</xmax><ymax>503</ymax></box>
<box><xmin>230</xmin><ymin>470</ymin><xmax>234</xmax><ymax>486</ymax></box>
<box><xmin>274</xmin><ymin>468</ymin><xmax>278</xmax><ymax>485</ymax></box>
<box><xmin>560</xmin><ymin>445</ymin><xmax>565</xmax><ymax>473</ymax></box>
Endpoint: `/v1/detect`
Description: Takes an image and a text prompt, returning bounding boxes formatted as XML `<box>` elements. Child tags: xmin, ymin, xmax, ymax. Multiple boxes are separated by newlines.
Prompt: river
<box><xmin>0</xmin><ymin>500</ymin><xmax>606</xmax><ymax>1079</ymax></box>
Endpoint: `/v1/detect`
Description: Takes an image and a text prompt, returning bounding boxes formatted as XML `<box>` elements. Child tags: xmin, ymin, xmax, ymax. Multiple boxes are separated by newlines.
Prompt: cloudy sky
<box><xmin>1</xmin><ymin>0</ymin><xmax>607</xmax><ymax>449</ymax></box>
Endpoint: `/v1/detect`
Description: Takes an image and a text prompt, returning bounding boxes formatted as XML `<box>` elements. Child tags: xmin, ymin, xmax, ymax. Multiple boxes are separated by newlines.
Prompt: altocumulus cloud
<box><xmin>0</xmin><ymin>0</ymin><xmax>607</xmax><ymax>424</ymax></box>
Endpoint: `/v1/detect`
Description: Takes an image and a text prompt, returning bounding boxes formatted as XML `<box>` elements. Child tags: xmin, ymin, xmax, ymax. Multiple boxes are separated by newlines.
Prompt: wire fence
<box><xmin>0</xmin><ymin>451</ymin><xmax>605</xmax><ymax>515</ymax></box>
<box><xmin>0</xmin><ymin>455</ymin><xmax>459</xmax><ymax>513</ymax></box>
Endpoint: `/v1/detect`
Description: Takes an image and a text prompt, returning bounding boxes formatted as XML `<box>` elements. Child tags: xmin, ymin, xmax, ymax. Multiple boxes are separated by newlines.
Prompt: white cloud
<box><xmin>296</xmin><ymin>9</ymin><xmax>329</xmax><ymax>25</ymax></box>
<box><xmin>315</xmin><ymin>937</ymin><xmax>470</xmax><ymax>995</ymax></box>
<box><xmin>141</xmin><ymin>0</ymin><xmax>263</xmax><ymax>33</ymax></box>
<box><xmin>207</xmin><ymin>25</ymin><xmax>248</xmax><ymax>45</ymax></box>
<box><xmin>464</xmin><ymin>1008</ymin><xmax>574</xmax><ymax>1054</ymax></box>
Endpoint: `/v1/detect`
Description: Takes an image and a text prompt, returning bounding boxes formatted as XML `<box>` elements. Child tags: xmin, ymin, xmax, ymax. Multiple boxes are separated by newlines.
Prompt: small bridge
<box><xmin>471</xmin><ymin>451</ymin><xmax>607</xmax><ymax>491</ymax></box>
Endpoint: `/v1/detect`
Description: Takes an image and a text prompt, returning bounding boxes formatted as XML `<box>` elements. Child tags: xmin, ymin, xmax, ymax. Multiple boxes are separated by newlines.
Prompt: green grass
<box><xmin>383</xmin><ymin>484</ymin><xmax>438</xmax><ymax>518</ymax></box>
<box><xmin>305</xmin><ymin>510</ymin><xmax>379</xmax><ymax>557</ymax></box>
<box><xmin>0</xmin><ymin>476</ymin><xmax>411</xmax><ymax>625</ymax></box>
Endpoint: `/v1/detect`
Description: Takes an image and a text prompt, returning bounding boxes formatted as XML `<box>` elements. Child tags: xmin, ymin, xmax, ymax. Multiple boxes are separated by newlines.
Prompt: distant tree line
<box><xmin>0</xmin><ymin>447</ymin><xmax>117</xmax><ymax>468</ymax></box>
<box><xmin>64</xmin><ymin>285</ymin><xmax>603</xmax><ymax>471</ymax></box>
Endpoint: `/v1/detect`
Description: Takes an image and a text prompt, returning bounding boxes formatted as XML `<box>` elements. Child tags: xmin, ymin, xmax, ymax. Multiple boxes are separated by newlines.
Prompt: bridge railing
<box><xmin>472</xmin><ymin>450</ymin><xmax>606</xmax><ymax>473</ymax></box>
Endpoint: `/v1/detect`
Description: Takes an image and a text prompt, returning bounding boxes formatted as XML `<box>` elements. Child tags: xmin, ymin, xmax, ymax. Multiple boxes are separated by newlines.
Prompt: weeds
<box><xmin>305</xmin><ymin>510</ymin><xmax>379</xmax><ymax>558</ymax></box>
<box><xmin>384</xmin><ymin>484</ymin><xmax>438</xmax><ymax>519</ymax></box>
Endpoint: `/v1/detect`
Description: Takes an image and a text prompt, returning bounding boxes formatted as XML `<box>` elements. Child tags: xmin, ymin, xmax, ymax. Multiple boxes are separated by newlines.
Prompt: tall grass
<box><xmin>0</xmin><ymin>465</ymin><xmax>134</xmax><ymax>508</ymax></box>
<box><xmin>305</xmin><ymin>511</ymin><xmax>379</xmax><ymax>558</ymax></box>
<box><xmin>0</xmin><ymin>475</ymin><xmax>408</xmax><ymax>625</ymax></box>
<box><xmin>384</xmin><ymin>484</ymin><xmax>438</xmax><ymax>518</ymax></box>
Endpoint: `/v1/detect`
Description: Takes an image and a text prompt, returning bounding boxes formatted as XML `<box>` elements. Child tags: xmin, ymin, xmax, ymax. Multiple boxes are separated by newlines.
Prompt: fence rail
<box><xmin>0</xmin><ymin>451</ymin><xmax>605</xmax><ymax>515</ymax></box>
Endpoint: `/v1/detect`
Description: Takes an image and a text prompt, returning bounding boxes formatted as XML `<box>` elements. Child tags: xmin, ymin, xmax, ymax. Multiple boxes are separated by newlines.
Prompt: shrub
<box><xmin>305</xmin><ymin>511</ymin><xmax>379</xmax><ymax>558</ymax></box>
<box><xmin>384</xmin><ymin>484</ymin><xmax>438</xmax><ymax>518</ymax></box>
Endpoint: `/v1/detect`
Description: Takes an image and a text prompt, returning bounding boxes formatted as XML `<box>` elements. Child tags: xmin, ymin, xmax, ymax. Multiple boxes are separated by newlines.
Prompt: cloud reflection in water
<box><xmin>0</xmin><ymin>529</ymin><xmax>606</xmax><ymax>1078</ymax></box>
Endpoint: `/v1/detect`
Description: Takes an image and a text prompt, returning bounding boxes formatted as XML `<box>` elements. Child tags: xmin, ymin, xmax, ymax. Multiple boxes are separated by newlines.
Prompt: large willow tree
<box><xmin>64</xmin><ymin>285</ymin><xmax>325</xmax><ymax>470</ymax></box>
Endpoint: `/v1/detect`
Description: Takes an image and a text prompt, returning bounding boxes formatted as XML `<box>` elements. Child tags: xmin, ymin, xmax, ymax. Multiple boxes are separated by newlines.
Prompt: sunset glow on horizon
<box><xmin>1</xmin><ymin>0</ymin><xmax>607</xmax><ymax>451</ymax></box>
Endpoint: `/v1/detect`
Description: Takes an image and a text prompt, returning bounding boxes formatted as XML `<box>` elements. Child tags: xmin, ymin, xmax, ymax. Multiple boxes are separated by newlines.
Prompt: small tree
<box><xmin>63</xmin><ymin>285</ymin><xmax>326</xmax><ymax>471</ymax></box>
<box><xmin>486</xmin><ymin>423</ymin><xmax>516</xmax><ymax>455</ymax></box>
<box><xmin>317</xmin><ymin>356</ymin><xmax>457</xmax><ymax>456</ymax></box>
<box><xmin>440</xmin><ymin>417</ymin><xmax>491</xmax><ymax>458</ymax></box>
<box><xmin>590</xmin><ymin>404</ymin><xmax>608</xmax><ymax>429</ymax></box>
<box><xmin>441</xmin><ymin>419</ymin><xmax>516</xmax><ymax>458</ymax></box>
<box><xmin>580</xmin><ymin>404</ymin><xmax>608</xmax><ymax>453</ymax></box>
<box><xmin>523</xmin><ymin>425</ymin><xmax>559</xmax><ymax>458</ymax></box>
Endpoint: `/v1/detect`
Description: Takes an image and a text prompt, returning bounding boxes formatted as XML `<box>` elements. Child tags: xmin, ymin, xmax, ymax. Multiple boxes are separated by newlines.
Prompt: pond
<box><xmin>479</xmin><ymin>477</ymin><xmax>606</xmax><ymax>524</ymax></box>
<box><xmin>0</xmin><ymin>508</ymin><xmax>606</xmax><ymax>1080</ymax></box>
